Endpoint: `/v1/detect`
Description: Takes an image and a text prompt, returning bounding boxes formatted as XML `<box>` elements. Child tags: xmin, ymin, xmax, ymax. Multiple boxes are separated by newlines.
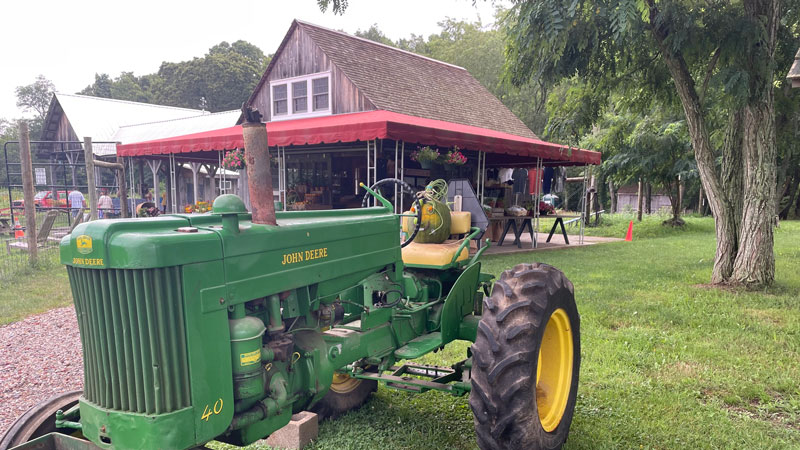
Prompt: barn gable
<box><xmin>246</xmin><ymin>20</ymin><xmax>537</xmax><ymax>139</ymax></box>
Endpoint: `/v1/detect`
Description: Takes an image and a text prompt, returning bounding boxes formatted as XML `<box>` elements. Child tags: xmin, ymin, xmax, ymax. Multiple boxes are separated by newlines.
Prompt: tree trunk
<box><xmin>609</xmin><ymin>181</ymin><xmax>617</xmax><ymax>213</ymax></box>
<box><xmin>645</xmin><ymin>182</ymin><xmax>652</xmax><ymax>214</ymax></box>
<box><xmin>636</xmin><ymin>178</ymin><xmax>643</xmax><ymax>221</ymax></box>
<box><xmin>645</xmin><ymin>0</ymin><xmax>741</xmax><ymax>284</ymax></box>
<box><xmin>698</xmin><ymin>185</ymin><xmax>706</xmax><ymax>216</ymax></box>
<box><xmin>782</xmin><ymin>169</ymin><xmax>800</xmax><ymax>219</ymax></box>
<box><xmin>728</xmin><ymin>0</ymin><xmax>780</xmax><ymax>286</ymax></box>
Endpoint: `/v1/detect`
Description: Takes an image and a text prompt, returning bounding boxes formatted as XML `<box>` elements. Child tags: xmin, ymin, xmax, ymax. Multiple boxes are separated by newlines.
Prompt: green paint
<box><xmin>54</xmin><ymin>196</ymin><xmax>494</xmax><ymax>450</ymax></box>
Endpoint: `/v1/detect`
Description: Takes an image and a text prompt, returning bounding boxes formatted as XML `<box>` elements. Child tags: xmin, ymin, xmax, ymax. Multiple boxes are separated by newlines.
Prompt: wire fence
<box><xmin>0</xmin><ymin>208</ymin><xmax>83</xmax><ymax>282</ymax></box>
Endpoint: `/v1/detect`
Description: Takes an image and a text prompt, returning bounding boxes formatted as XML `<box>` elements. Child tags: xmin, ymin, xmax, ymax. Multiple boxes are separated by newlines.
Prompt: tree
<box><xmin>78</xmin><ymin>41</ymin><xmax>270</xmax><ymax>112</ymax></box>
<box><xmin>15</xmin><ymin>75</ymin><xmax>55</xmax><ymax>134</ymax></box>
<box><xmin>79</xmin><ymin>73</ymin><xmax>113</xmax><ymax>98</ymax></box>
<box><xmin>504</xmin><ymin>0</ymin><xmax>797</xmax><ymax>286</ymax></box>
<box><xmin>355</xmin><ymin>24</ymin><xmax>395</xmax><ymax>46</ymax></box>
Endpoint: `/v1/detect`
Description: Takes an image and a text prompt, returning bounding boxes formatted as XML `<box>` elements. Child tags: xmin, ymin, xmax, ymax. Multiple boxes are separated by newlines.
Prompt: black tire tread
<box><xmin>469</xmin><ymin>263</ymin><xmax>580</xmax><ymax>450</ymax></box>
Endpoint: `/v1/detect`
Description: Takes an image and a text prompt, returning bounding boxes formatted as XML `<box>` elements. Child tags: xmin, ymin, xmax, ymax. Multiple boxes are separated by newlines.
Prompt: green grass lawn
<box><xmin>3</xmin><ymin>217</ymin><xmax>799</xmax><ymax>448</ymax></box>
<box><xmin>0</xmin><ymin>266</ymin><xmax>71</xmax><ymax>325</ymax></box>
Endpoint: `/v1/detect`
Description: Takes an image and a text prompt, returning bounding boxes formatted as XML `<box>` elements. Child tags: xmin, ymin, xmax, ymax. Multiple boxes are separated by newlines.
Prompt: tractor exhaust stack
<box><xmin>242</xmin><ymin>106</ymin><xmax>277</xmax><ymax>225</ymax></box>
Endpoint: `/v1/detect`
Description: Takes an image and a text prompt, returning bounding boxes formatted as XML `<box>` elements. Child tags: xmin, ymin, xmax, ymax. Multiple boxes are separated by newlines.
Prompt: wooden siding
<box><xmin>250</xmin><ymin>26</ymin><xmax>375</xmax><ymax>121</ymax></box>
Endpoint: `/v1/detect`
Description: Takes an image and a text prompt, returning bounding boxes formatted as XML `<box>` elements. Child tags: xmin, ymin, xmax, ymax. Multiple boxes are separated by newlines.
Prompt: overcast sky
<box><xmin>0</xmin><ymin>0</ymin><xmax>504</xmax><ymax>120</ymax></box>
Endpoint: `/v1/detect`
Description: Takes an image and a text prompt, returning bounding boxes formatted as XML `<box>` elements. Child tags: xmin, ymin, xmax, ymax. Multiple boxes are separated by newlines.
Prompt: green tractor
<box><xmin>2</xmin><ymin>127</ymin><xmax>580</xmax><ymax>450</ymax></box>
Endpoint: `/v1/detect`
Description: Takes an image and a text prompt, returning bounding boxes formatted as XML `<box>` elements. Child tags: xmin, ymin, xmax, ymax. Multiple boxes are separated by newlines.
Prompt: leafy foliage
<box><xmin>78</xmin><ymin>41</ymin><xmax>270</xmax><ymax>112</ymax></box>
<box><xmin>14</xmin><ymin>75</ymin><xmax>55</xmax><ymax>134</ymax></box>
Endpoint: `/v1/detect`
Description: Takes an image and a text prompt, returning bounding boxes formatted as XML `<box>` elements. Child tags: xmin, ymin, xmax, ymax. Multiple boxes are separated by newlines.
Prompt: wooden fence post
<box><xmin>83</xmin><ymin>137</ymin><xmax>97</xmax><ymax>220</ymax></box>
<box><xmin>18</xmin><ymin>122</ymin><xmax>38</xmax><ymax>264</ymax></box>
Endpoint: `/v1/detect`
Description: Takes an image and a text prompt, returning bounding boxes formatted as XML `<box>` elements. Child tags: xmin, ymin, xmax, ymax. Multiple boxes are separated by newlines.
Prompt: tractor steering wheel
<box><xmin>361</xmin><ymin>178</ymin><xmax>422</xmax><ymax>248</ymax></box>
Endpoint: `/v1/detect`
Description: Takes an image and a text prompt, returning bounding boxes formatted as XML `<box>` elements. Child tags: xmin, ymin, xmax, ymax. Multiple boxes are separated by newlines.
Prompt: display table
<box><xmin>490</xmin><ymin>216</ymin><xmax>536</xmax><ymax>249</ymax></box>
<box><xmin>545</xmin><ymin>215</ymin><xmax>581</xmax><ymax>245</ymax></box>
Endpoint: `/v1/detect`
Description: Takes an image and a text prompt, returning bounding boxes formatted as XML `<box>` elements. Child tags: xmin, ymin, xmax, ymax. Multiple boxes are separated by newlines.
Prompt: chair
<box><xmin>6</xmin><ymin>210</ymin><xmax>59</xmax><ymax>254</ymax></box>
<box><xmin>49</xmin><ymin>211</ymin><xmax>86</xmax><ymax>242</ymax></box>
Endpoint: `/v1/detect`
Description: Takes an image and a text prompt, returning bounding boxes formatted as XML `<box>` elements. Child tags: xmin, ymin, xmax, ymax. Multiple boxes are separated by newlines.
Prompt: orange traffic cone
<box><xmin>625</xmin><ymin>220</ymin><xmax>633</xmax><ymax>241</ymax></box>
<box><xmin>14</xmin><ymin>224</ymin><xmax>24</xmax><ymax>239</ymax></box>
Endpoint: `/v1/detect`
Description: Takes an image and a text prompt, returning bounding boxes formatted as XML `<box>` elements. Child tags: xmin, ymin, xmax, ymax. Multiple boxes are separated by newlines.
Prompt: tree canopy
<box><xmin>79</xmin><ymin>40</ymin><xmax>270</xmax><ymax>112</ymax></box>
<box><xmin>503</xmin><ymin>0</ymin><xmax>799</xmax><ymax>286</ymax></box>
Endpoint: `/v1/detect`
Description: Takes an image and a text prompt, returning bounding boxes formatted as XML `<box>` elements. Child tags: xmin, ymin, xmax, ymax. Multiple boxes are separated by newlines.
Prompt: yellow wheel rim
<box><xmin>536</xmin><ymin>308</ymin><xmax>574</xmax><ymax>432</ymax></box>
<box><xmin>330</xmin><ymin>372</ymin><xmax>361</xmax><ymax>394</ymax></box>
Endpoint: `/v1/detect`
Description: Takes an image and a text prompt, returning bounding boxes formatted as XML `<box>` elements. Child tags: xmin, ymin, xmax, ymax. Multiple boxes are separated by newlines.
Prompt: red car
<box><xmin>12</xmin><ymin>190</ymin><xmax>69</xmax><ymax>209</ymax></box>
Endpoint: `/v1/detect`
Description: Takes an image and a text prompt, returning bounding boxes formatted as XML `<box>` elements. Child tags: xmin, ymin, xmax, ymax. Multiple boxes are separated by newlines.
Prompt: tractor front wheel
<box><xmin>311</xmin><ymin>373</ymin><xmax>377</xmax><ymax>419</ymax></box>
<box><xmin>469</xmin><ymin>263</ymin><xmax>580</xmax><ymax>450</ymax></box>
<box><xmin>0</xmin><ymin>390</ymin><xmax>82</xmax><ymax>449</ymax></box>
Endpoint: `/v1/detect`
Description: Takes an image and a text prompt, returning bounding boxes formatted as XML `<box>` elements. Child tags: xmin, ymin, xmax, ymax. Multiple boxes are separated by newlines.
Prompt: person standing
<box><xmin>68</xmin><ymin>188</ymin><xmax>85</xmax><ymax>219</ymax></box>
<box><xmin>97</xmin><ymin>190</ymin><xmax>112</xmax><ymax>219</ymax></box>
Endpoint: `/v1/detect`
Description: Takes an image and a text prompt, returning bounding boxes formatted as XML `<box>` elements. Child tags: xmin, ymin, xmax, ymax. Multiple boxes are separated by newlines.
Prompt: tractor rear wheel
<box><xmin>0</xmin><ymin>390</ymin><xmax>82</xmax><ymax>449</ymax></box>
<box><xmin>311</xmin><ymin>372</ymin><xmax>377</xmax><ymax>419</ymax></box>
<box><xmin>469</xmin><ymin>263</ymin><xmax>580</xmax><ymax>450</ymax></box>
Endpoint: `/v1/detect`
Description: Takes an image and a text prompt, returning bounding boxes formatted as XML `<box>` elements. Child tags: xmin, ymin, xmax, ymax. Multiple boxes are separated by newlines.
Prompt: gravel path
<box><xmin>0</xmin><ymin>306</ymin><xmax>83</xmax><ymax>437</ymax></box>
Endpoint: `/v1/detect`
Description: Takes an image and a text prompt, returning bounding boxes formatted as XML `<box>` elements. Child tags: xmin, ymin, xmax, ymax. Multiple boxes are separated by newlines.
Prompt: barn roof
<box><xmin>246</xmin><ymin>20</ymin><xmax>538</xmax><ymax>139</ymax></box>
<box><xmin>40</xmin><ymin>93</ymin><xmax>205</xmax><ymax>155</ymax></box>
<box><xmin>113</xmin><ymin>109</ymin><xmax>240</xmax><ymax>146</ymax></box>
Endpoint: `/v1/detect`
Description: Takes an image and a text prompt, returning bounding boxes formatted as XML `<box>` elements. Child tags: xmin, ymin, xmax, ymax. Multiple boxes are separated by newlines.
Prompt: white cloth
<box><xmin>499</xmin><ymin>168</ymin><xmax>513</xmax><ymax>183</ymax></box>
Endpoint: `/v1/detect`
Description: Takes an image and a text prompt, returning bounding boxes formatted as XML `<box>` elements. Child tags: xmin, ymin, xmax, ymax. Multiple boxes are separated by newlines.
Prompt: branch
<box><xmin>700</xmin><ymin>47</ymin><xmax>722</xmax><ymax>105</ymax></box>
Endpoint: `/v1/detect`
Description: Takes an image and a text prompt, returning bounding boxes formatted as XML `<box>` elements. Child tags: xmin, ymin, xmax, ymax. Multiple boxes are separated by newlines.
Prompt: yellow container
<box><xmin>450</xmin><ymin>211</ymin><xmax>471</xmax><ymax>234</ymax></box>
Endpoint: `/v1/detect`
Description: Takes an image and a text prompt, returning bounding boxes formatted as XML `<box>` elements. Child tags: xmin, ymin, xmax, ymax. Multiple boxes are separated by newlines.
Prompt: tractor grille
<box><xmin>67</xmin><ymin>266</ymin><xmax>191</xmax><ymax>414</ymax></box>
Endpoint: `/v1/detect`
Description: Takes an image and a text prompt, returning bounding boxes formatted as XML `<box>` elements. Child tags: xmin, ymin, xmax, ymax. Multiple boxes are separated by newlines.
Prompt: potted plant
<box><xmin>410</xmin><ymin>146</ymin><xmax>440</xmax><ymax>169</ymax></box>
<box><xmin>222</xmin><ymin>148</ymin><xmax>245</xmax><ymax>170</ymax></box>
<box><xmin>444</xmin><ymin>147</ymin><xmax>467</xmax><ymax>166</ymax></box>
<box><xmin>539</xmin><ymin>201</ymin><xmax>556</xmax><ymax>216</ymax></box>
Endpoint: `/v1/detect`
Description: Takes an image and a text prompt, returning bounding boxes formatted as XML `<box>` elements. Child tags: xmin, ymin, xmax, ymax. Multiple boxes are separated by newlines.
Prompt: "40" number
<box><xmin>201</xmin><ymin>398</ymin><xmax>223</xmax><ymax>422</ymax></box>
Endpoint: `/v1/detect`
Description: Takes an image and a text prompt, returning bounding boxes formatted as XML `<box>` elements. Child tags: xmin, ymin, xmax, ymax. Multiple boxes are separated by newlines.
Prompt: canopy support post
<box><xmin>169</xmin><ymin>153</ymin><xmax>177</xmax><ymax>213</ymax></box>
<box><xmin>128</xmin><ymin>157</ymin><xmax>135</xmax><ymax>206</ymax></box>
<box><xmin>532</xmin><ymin>157</ymin><xmax>543</xmax><ymax>248</ymax></box>
<box><xmin>190</xmin><ymin>162</ymin><xmax>202</xmax><ymax>204</ymax></box>
<box><xmin>476</xmin><ymin>151</ymin><xmax>486</xmax><ymax>206</ymax></box>
<box><xmin>400</xmin><ymin>141</ymin><xmax>405</xmax><ymax>212</ymax></box>
<box><xmin>278</xmin><ymin>146</ymin><xmax>287</xmax><ymax>211</ymax></box>
<box><xmin>394</xmin><ymin>141</ymin><xmax>399</xmax><ymax>214</ymax></box>
<box><xmin>366</xmin><ymin>140</ymin><xmax>377</xmax><ymax>206</ymax></box>
<box><xmin>145</xmin><ymin>159</ymin><xmax>162</xmax><ymax>211</ymax></box>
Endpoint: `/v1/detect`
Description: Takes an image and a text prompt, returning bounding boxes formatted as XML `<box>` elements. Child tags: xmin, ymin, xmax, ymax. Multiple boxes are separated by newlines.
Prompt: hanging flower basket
<box><xmin>222</xmin><ymin>149</ymin><xmax>245</xmax><ymax>170</ymax></box>
<box><xmin>444</xmin><ymin>147</ymin><xmax>467</xmax><ymax>166</ymax></box>
<box><xmin>410</xmin><ymin>146</ymin><xmax>440</xmax><ymax>169</ymax></box>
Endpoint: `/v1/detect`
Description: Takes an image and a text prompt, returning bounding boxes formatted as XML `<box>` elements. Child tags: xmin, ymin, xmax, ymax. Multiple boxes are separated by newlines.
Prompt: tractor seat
<box><xmin>402</xmin><ymin>240</ymin><xmax>469</xmax><ymax>267</ymax></box>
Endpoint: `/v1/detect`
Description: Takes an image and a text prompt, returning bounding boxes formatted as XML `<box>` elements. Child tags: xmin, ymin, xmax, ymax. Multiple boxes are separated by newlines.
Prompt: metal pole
<box><xmin>169</xmin><ymin>153</ymin><xmax>177</xmax><ymax>213</ymax></box>
<box><xmin>117</xmin><ymin>156</ymin><xmax>129</xmax><ymax>218</ymax></box>
<box><xmin>19</xmin><ymin>122</ymin><xmax>38</xmax><ymax>264</ymax></box>
<box><xmin>394</xmin><ymin>141</ymin><xmax>399</xmax><ymax>214</ymax></box>
<box><xmin>400</xmin><ymin>141</ymin><xmax>405</xmax><ymax>212</ymax></box>
<box><xmin>281</xmin><ymin>147</ymin><xmax>287</xmax><ymax>211</ymax></box>
<box><xmin>84</xmin><ymin>137</ymin><xmax>98</xmax><ymax>221</ymax></box>
<box><xmin>4</xmin><ymin>142</ymin><xmax>16</xmax><ymax>228</ymax></box>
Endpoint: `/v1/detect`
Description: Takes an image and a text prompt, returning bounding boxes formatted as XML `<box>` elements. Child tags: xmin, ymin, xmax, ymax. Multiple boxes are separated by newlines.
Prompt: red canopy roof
<box><xmin>116</xmin><ymin>110</ymin><xmax>600</xmax><ymax>165</ymax></box>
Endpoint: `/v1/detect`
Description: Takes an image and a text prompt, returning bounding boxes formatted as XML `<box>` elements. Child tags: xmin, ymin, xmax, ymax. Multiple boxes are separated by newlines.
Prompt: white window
<box><xmin>269</xmin><ymin>72</ymin><xmax>331</xmax><ymax>121</ymax></box>
<box><xmin>312</xmin><ymin>77</ymin><xmax>329</xmax><ymax>111</ymax></box>
<box><xmin>273</xmin><ymin>84</ymin><xmax>288</xmax><ymax>116</ymax></box>
<box><xmin>292</xmin><ymin>81</ymin><xmax>308</xmax><ymax>113</ymax></box>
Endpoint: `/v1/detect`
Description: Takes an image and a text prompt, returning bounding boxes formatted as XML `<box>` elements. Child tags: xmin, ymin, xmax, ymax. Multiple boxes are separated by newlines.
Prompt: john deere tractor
<box><xmin>2</xmin><ymin>123</ymin><xmax>580</xmax><ymax>450</ymax></box>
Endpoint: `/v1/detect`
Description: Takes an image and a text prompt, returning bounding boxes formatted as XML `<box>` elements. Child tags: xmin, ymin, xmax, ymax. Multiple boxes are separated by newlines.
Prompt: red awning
<box><xmin>116</xmin><ymin>110</ymin><xmax>600</xmax><ymax>165</ymax></box>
